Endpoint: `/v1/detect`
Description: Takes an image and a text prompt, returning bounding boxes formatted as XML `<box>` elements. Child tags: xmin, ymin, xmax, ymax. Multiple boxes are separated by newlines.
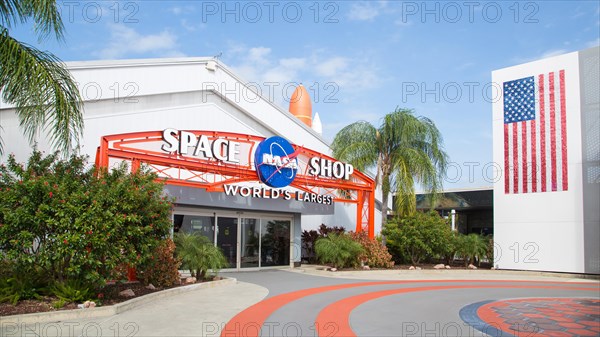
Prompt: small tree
<box><xmin>174</xmin><ymin>233</ymin><xmax>228</xmax><ymax>280</ymax></box>
<box><xmin>0</xmin><ymin>150</ymin><xmax>172</xmax><ymax>290</ymax></box>
<box><xmin>382</xmin><ymin>211</ymin><xmax>452</xmax><ymax>265</ymax></box>
<box><xmin>315</xmin><ymin>233</ymin><xmax>364</xmax><ymax>269</ymax></box>
<box><xmin>457</xmin><ymin>233</ymin><xmax>489</xmax><ymax>266</ymax></box>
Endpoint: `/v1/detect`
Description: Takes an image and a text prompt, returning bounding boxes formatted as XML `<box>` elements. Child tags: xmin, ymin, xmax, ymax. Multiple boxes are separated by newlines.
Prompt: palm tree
<box><xmin>174</xmin><ymin>232</ymin><xmax>228</xmax><ymax>280</ymax></box>
<box><xmin>0</xmin><ymin>0</ymin><xmax>83</xmax><ymax>154</ymax></box>
<box><xmin>331</xmin><ymin>108</ymin><xmax>448</xmax><ymax>223</ymax></box>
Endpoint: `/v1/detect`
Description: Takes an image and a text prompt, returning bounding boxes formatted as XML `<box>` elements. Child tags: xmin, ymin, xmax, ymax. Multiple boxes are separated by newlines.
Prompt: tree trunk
<box><xmin>381</xmin><ymin>189</ymin><xmax>389</xmax><ymax>226</ymax></box>
<box><xmin>380</xmin><ymin>172</ymin><xmax>391</xmax><ymax>226</ymax></box>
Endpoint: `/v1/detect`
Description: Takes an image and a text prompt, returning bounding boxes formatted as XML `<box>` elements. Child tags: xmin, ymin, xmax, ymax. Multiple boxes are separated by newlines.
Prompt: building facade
<box><xmin>415</xmin><ymin>188</ymin><xmax>493</xmax><ymax>235</ymax></box>
<box><xmin>0</xmin><ymin>58</ymin><xmax>384</xmax><ymax>270</ymax></box>
<box><xmin>492</xmin><ymin>46</ymin><xmax>599</xmax><ymax>274</ymax></box>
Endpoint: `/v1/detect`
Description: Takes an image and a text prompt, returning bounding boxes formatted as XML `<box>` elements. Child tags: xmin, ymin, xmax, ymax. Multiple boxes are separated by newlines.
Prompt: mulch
<box><xmin>0</xmin><ymin>277</ymin><xmax>221</xmax><ymax>317</ymax></box>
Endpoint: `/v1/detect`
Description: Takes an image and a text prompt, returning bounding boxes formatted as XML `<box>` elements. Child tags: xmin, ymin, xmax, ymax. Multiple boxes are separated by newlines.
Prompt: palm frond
<box><xmin>0</xmin><ymin>29</ymin><xmax>83</xmax><ymax>154</ymax></box>
<box><xmin>331</xmin><ymin>121</ymin><xmax>378</xmax><ymax>172</ymax></box>
<box><xmin>0</xmin><ymin>0</ymin><xmax>64</xmax><ymax>41</ymax></box>
<box><xmin>332</xmin><ymin>108</ymin><xmax>449</xmax><ymax>219</ymax></box>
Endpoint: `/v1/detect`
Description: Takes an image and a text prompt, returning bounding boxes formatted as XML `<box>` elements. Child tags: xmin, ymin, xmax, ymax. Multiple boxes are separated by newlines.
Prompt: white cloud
<box><xmin>225</xmin><ymin>44</ymin><xmax>382</xmax><ymax>108</ymax></box>
<box><xmin>170</xmin><ymin>7</ymin><xmax>183</xmax><ymax>15</ymax></box>
<box><xmin>316</xmin><ymin>57</ymin><xmax>348</xmax><ymax>77</ymax></box>
<box><xmin>586</xmin><ymin>38</ymin><xmax>600</xmax><ymax>48</ymax></box>
<box><xmin>327</xmin><ymin>64</ymin><xmax>380</xmax><ymax>91</ymax></box>
<box><xmin>512</xmin><ymin>48</ymin><xmax>570</xmax><ymax>64</ymax></box>
<box><xmin>180</xmin><ymin>19</ymin><xmax>205</xmax><ymax>32</ymax></box>
<box><xmin>262</xmin><ymin>58</ymin><xmax>308</xmax><ymax>83</ymax></box>
<box><xmin>347</xmin><ymin>2</ymin><xmax>382</xmax><ymax>21</ymax></box>
<box><xmin>280</xmin><ymin>58</ymin><xmax>306</xmax><ymax>69</ymax></box>
<box><xmin>248</xmin><ymin>47</ymin><xmax>272</xmax><ymax>64</ymax></box>
<box><xmin>96</xmin><ymin>24</ymin><xmax>183</xmax><ymax>59</ymax></box>
<box><xmin>169</xmin><ymin>6</ymin><xmax>195</xmax><ymax>15</ymax></box>
<box><xmin>540</xmin><ymin>49</ymin><xmax>569</xmax><ymax>59</ymax></box>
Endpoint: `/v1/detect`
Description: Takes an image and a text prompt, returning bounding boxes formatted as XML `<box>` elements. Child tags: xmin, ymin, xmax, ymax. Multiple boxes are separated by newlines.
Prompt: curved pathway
<box><xmin>2</xmin><ymin>269</ymin><xmax>597</xmax><ymax>337</ymax></box>
<box><xmin>226</xmin><ymin>269</ymin><xmax>599</xmax><ymax>337</ymax></box>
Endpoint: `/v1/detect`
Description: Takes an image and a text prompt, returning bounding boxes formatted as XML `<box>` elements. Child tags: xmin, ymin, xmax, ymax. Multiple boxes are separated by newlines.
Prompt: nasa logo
<box><xmin>254</xmin><ymin>136</ymin><xmax>299</xmax><ymax>188</ymax></box>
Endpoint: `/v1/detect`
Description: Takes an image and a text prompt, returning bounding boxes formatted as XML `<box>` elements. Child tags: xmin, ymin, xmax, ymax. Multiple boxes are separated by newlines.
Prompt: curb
<box><xmin>293</xmin><ymin>265</ymin><xmax>600</xmax><ymax>281</ymax></box>
<box><xmin>0</xmin><ymin>277</ymin><xmax>237</xmax><ymax>325</ymax></box>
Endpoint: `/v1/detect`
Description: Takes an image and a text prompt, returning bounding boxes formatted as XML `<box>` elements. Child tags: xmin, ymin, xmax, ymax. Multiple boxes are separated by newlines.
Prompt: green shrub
<box><xmin>174</xmin><ymin>233</ymin><xmax>228</xmax><ymax>280</ymax></box>
<box><xmin>49</xmin><ymin>279</ymin><xmax>94</xmax><ymax>303</ymax></box>
<box><xmin>0</xmin><ymin>264</ymin><xmax>46</xmax><ymax>305</ymax></box>
<box><xmin>0</xmin><ymin>150</ymin><xmax>173</xmax><ymax>291</ymax></box>
<box><xmin>52</xmin><ymin>298</ymin><xmax>69</xmax><ymax>309</ymax></box>
<box><xmin>440</xmin><ymin>231</ymin><xmax>462</xmax><ymax>265</ymax></box>
<box><xmin>315</xmin><ymin>233</ymin><xmax>364</xmax><ymax>269</ymax></box>
<box><xmin>138</xmin><ymin>238</ymin><xmax>182</xmax><ymax>287</ymax></box>
<box><xmin>348</xmin><ymin>231</ymin><xmax>394</xmax><ymax>268</ymax></box>
<box><xmin>302</xmin><ymin>225</ymin><xmax>346</xmax><ymax>264</ymax></box>
<box><xmin>382</xmin><ymin>211</ymin><xmax>452</xmax><ymax>265</ymax></box>
<box><xmin>0</xmin><ymin>277</ymin><xmax>43</xmax><ymax>305</ymax></box>
<box><xmin>457</xmin><ymin>233</ymin><xmax>489</xmax><ymax>266</ymax></box>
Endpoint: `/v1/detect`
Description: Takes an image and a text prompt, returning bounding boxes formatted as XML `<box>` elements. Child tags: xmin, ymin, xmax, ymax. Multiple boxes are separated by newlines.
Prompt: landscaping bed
<box><xmin>0</xmin><ymin>277</ymin><xmax>221</xmax><ymax>317</ymax></box>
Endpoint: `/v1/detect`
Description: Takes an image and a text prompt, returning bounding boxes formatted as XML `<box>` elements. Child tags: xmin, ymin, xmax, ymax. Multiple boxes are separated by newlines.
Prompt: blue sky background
<box><xmin>8</xmin><ymin>1</ymin><xmax>600</xmax><ymax>189</ymax></box>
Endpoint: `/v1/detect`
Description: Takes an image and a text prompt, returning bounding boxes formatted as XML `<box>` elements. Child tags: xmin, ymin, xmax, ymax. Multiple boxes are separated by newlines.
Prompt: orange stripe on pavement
<box><xmin>315</xmin><ymin>284</ymin><xmax>599</xmax><ymax>337</ymax></box>
<box><xmin>221</xmin><ymin>280</ymin><xmax>598</xmax><ymax>337</ymax></box>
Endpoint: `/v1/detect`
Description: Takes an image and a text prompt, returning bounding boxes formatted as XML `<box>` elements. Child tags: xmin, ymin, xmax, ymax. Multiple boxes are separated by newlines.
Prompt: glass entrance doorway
<box><xmin>240</xmin><ymin>218</ymin><xmax>259</xmax><ymax>268</ymax></box>
<box><xmin>217</xmin><ymin>217</ymin><xmax>237</xmax><ymax>268</ymax></box>
<box><xmin>173</xmin><ymin>209</ymin><xmax>292</xmax><ymax>270</ymax></box>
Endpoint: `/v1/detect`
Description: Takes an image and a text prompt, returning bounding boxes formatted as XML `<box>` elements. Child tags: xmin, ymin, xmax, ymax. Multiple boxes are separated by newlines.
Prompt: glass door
<box><xmin>240</xmin><ymin>218</ymin><xmax>260</xmax><ymax>268</ymax></box>
<box><xmin>261</xmin><ymin>219</ymin><xmax>291</xmax><ymax>267</ymax></box>
<box><xmin>217</xmin><ymin>217</ymin><xmax>238</xmax><ymax>268</ymax></box>
<box><xmin>174</xmin><ymin>208</ymin><xmax>293</xmax><ymax>270</ymax></box>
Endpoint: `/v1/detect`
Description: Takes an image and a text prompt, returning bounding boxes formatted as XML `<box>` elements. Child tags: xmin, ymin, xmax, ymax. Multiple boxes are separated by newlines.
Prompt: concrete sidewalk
<box><xmin>0</xmin><ymin>281</ymin><xmax>268</xmax><ymax>337</ymax></box>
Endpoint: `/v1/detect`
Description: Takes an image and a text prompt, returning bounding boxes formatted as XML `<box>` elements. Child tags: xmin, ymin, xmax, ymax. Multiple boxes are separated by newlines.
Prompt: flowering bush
<box><xmin>348</xmin><ymin>231</ymin><xmax>394</xmax><ymax>268</ymax></box>
<box><xmin>0</xmin><ymin>150</ymin><xmax>173</xmax><ymax>289</ymax></box>
<box><xmin>138</xmin><ymin>238</ymin><xmax>181</xmax><ymax>287</ymax></box>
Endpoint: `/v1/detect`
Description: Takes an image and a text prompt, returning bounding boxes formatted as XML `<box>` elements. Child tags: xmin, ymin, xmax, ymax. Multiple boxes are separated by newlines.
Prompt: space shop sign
<box><xmin>161</xmin><ymin>129</ymin><xmax>354</xmax><ymax>205</ymax></box>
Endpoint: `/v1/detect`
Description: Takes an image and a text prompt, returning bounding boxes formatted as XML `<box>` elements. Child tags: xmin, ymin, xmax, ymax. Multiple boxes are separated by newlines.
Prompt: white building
<box><xmin>492</xmin><ymin>46</ymin><xmax>599</xmax><ymax>274</ymax></box>
<box><xmin>0</xmin><ymin>58</ymin><xmax>384</xmax><ymax>270</ymax></box>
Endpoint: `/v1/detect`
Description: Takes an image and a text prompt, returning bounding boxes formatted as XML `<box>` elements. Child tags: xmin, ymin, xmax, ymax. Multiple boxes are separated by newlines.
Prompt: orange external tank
<box><xmin>289</xmin><ymin>84</ymin><xmax>312</xmax><ymax>127</ymax></box>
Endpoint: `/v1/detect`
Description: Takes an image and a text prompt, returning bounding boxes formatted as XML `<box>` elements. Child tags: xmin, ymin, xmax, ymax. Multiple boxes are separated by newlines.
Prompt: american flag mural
<box><xmin>503</xmin><ymin>70</ymin><xmax>568</xmax><ymax>194</ymax></box>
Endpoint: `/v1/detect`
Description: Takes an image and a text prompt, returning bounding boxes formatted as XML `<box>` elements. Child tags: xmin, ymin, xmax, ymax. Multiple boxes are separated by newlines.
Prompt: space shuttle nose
<box><xmin>289</xmin><ymin>84</ymin><xmax>312</xmax><ymax>127</ymax></box>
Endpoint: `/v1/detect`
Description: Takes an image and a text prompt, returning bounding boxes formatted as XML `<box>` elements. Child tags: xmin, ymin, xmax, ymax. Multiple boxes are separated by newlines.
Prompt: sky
<box><xmin>8</xmin><ymin>0</ymin><xmax>600</xmax><ymax>190</ymax></box>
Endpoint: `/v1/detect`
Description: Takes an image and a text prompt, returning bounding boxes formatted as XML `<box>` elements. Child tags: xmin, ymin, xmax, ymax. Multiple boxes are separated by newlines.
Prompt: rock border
<box><xmin>0</xmin><ymin>277</ymin><xmax>237</xmax><ymax>325</ymax></box>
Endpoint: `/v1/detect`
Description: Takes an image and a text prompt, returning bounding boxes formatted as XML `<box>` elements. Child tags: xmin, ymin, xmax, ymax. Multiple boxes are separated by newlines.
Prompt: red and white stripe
<box><xmin>504</xmin><ymin>70</ymin><xmax>568</xmax><ymax>194</ymax></box>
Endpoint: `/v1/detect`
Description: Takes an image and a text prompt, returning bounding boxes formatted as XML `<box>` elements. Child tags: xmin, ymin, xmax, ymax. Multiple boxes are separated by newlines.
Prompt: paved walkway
<box><xmin>1</xmin><ymin>267</ymin><xmax>598</xmax><ymax>336</ymax></box>
<box><xmin>227</xmin><ymin>269</ymin><xmax>599</xmax><ymax>337</ymax></box>
<box><xmin>463</xmin><ymin>298</ymin><xmax>600</xmax><ymax>336</ymax></box>
<box><xmin>0</xmin><ymin>281</ymin><xmax>268</xmax><ymax>337</ymax></box>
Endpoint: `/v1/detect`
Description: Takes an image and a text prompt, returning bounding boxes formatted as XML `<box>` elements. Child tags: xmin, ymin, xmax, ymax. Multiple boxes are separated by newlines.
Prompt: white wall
<box><xmin>492</xmin><ymin>51</ymin><xmax>585</xmax><ymax>273</ymax></box>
